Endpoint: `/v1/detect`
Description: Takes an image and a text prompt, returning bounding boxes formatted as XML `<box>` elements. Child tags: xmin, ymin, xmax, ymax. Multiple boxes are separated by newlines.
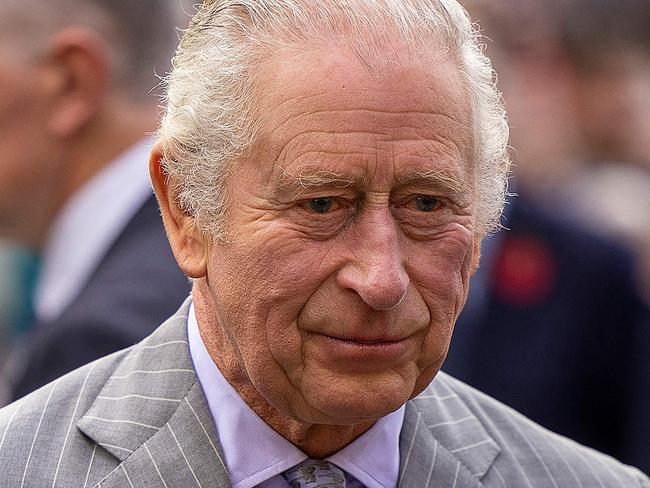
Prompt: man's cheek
<box><xmin>414</xmin><ymin>257</ymin><xmax>465</xmax><ymax>296</ymax></box>
<box><xmin>412</xmin><ymin>257</ymin><xmax>469</xmax><ymax>330</ymax></box>
<box><xmin>251</xmin><ymin>237</ymin><xmax>339</xmax><ymax>289</ymax></box>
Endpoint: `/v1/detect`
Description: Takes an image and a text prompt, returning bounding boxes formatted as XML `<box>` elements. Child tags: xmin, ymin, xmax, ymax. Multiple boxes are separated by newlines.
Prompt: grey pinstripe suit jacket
<box><xmin>0</xmin><ymin>300</ymin><xmax>648</xmax><ymax>487</ymax></box>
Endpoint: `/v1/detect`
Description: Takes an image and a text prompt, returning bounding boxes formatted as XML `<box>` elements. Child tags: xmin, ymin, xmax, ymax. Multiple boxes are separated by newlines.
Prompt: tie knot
<box><xmin>282</xmin><ymin>459</ymin><xmax>346</xmax><ymax>488</ymax></box>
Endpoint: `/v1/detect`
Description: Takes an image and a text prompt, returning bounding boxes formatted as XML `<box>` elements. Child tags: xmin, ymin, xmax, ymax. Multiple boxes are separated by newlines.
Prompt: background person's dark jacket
<box><xmin>9</xmin><ymin>196</ymin><xmax>190</xmax><ymax>401</ymax></box>
<box><xmin>445</xmin><ymin>196</ymin><xmax>650</xmax><ymax>474</ymax></box>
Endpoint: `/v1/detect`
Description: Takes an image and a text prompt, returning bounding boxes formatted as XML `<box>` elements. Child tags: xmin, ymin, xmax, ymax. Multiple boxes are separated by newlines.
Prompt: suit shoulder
<box><xmin>0</xmin><ymin>348</ymin><xmax>127</xmax><ymax>484</ymax></box>
<box><xmin>425</xmin><ymin>372</ymin><xmax>650</xmax><ymax>486</ymax></box>
<box><xmin>1</xmin><ymin>305</ymin><xmax>188</xmax><ymax>428</ymax></box>
<box><xmin>0</xmin><ymin>347</ymin><xmax>127</xmax><ymax>423</ymax></box>
<box><xmin>0</xmin><ymin>307</ymin><xmax>190</xmax><ymax>486</ymax></box>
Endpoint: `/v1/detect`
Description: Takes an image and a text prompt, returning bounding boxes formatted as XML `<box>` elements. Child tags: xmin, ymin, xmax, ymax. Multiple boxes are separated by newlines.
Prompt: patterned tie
<box><xmin>282</xmin><ymin>459</ymin><xmax>347</xmax><ymax>488</ymax></box>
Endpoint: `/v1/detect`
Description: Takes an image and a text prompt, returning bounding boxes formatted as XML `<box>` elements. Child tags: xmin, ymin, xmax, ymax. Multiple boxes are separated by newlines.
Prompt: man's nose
<box><xmin>336</xmin><ymin>208</ymin><xmax>410</xmax><ymax>311</ymax></box>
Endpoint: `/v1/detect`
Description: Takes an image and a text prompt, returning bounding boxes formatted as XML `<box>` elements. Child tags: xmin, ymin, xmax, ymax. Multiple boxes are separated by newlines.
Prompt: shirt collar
<box><xmin>34</xmin><ymin>139</ymin><xmax>153</xmax><ymax>321</ymax></box>
<box><xmin>187</xmin><ymin>303</ymin><xmax>404</xmax><ymax>488</ymax></box>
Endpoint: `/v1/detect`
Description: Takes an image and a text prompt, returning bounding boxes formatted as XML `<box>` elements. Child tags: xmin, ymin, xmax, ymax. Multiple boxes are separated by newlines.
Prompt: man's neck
<box><xmin>32</xmin><ymin>101</ymin><xmax>158</xmax><ymax>249</ymax></box>
<box><xmin>58</xmin><ymin>104</ymin><xmax>158</xmax><ymax>214</ymax></box>
<box><xmin>225</xmin><ymin>374</ymin><xmax>376</xmax><ymax>458</ymax></box>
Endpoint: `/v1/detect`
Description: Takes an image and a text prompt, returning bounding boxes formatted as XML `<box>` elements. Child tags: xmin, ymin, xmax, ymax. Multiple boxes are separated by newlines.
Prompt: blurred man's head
<box><xmin>0</xmin><ymin>0</ymin><xmax>180</xmax><ymax>246</ymax></box>
<box><xmin>464</xmin><ymin>0</ymin><xmax>650</xmax><ymax>188</ymax></box>
<box><xmin>462</xmin><ymin>0</ymin><xmax>589</xmax><ymax>189</ymax></box>
<box><xmin>151</xmin><ymin>0</ymin><xmax>509</xmax><ymax>456</ymax></box>
<box><xmin>561</xmin><ymin>0</ymin><xmax>650</xmax><ymax>167</ymax></box>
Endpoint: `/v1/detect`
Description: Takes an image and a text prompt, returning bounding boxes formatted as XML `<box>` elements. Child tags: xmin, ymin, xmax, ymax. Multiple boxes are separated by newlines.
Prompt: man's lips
<box><xmin>320</xmin><ymin>333</ymin><xmax>409</xmax><ymax>345</ymax></box>
<box><xmin>306</xmin><ymin>330</ymin><xmax>417</xmax><ymax>369</ymax></box>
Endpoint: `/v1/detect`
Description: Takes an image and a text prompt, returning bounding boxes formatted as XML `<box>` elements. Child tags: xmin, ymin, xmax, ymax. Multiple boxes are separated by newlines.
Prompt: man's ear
<box><xmin>150</xmin><ymin>144</ymin><xmax>208</xmax><ymax>278</ymax></box>
<box><xmin>42</xmin><ymin>27</ymin><xmax>110</xmax><ymax>137</ymax></box>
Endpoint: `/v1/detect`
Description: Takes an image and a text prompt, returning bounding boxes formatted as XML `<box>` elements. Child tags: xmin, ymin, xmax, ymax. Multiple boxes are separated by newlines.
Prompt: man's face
<box><xmin>199</xmin><ymin>43</ymin><xmax>479</xmax><ymax>425</ymax></box>
<box><xmin>0</xmin><ymin>44</ymin><xmax>63</xmax><ymax>244</ymax></box>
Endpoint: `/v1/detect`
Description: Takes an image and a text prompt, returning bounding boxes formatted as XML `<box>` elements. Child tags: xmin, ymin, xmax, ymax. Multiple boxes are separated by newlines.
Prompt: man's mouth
<box><xmin>308</xmin><ymin>331</ymin><xmax>415</xmax><ymax>368</ymax></box>
<box><xmin>322</xmin><ymin>333</ymin><xmax>409</xmax><ymax>345</ymax></box>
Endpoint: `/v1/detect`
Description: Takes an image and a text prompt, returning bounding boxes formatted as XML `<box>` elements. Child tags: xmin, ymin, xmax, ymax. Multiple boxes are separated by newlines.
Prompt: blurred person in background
<box><xmin>562</xmin><ymin>0</ymin><xmax>650</xmax><ymax>172</ymax></box>
<box><xmin>0</xmin><ymin>231</ymin><xmax>42</xmax><ymax>402</ymax></box>
<box><xmin>0</xmin><ymin>244</ymin><xmax>37</xmax><ymax>401</ymax></box>
<box><xmin>461</xmin><ymin>0</ymin><xmax>588</xmax><ymax>193</ymax></box>
<box><xmin>559</xmin><ymin>0</ymin><xmax>650</xmax><ymax>305</ymax></box>
<box><xmin>0</xmin><ymin>0</ymin><xmax>191</xmax><ymax>403</ymax></box>
<box><xmin>443</xmin><ymin>0</ymin><xmax>650</xmax><ymax>473</ymax></box>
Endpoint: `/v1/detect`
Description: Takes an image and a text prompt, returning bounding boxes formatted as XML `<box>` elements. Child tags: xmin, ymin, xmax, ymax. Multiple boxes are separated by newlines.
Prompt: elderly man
<box><xmin>0</xmin><ymin>0</ymin><xmax>190</xmax><ymax>401</ymax></box>
<box><xmin>0</xmin><ymin>0</ymin><xmax>648</xmax><ymax>486</ymax></box>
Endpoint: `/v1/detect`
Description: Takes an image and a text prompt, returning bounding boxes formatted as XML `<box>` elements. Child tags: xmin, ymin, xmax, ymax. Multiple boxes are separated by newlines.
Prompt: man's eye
<box><xmin>308</xmin><ymin>197</ymin><xmax>334</xmax><ymax>214</ymax></box>
<box><xmin>414</xmin><ymin>195</ymin><xmax>440</xmax><ymax>212</ymax></box>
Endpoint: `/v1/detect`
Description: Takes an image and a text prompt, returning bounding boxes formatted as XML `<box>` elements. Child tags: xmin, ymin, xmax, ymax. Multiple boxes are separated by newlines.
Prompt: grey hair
<box><xmin>159</xmin><ymin>0</ymin><xmax>510</xmax><ymax>238</ymax></box>
<box><xmin>0</xmin><ymin>0</ymin><xmax>183</xmax><ymax>102</ymax></box>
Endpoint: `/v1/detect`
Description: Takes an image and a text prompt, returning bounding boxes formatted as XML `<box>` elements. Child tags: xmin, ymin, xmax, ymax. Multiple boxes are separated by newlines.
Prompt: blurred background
<box><xmin>0</xmin><ymin>0</ymin><xmax>197</xmax><ymax>401</ymax></box>
<box><xmin>444</xmin><ymin>0</ymin><xmax>650</xmax><ymax>474</ymax></box>
<box><xmin>464</xmin><ymin>0</ymin><xmax>650</xmax><ymax>302</ymax></box>
<box><xmin>0</xmin><ymin>0</ymin><xmax>648</xmax><ymax>474</ymax></box>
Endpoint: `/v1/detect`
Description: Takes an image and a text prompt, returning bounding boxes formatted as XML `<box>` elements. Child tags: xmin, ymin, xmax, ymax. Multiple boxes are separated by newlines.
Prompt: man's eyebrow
<box><xmin>273</xmin><ymin>167</ymin><xmax>470</xmax><ymax>197</ymax></box>
<box><xmin>396</xmin><ymin>168</ymin><xmax>470</xmax><ymax>195</ymax></box>
<box><xmin>275</xmin><ymin>168</ymin><xmax>356</xmax><ymax>197</ymax></box>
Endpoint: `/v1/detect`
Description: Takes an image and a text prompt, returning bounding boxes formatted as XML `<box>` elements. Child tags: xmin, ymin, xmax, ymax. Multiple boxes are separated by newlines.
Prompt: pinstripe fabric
<box><xmin>400</xmin><ymin>374</ymin><xmax>650</xmax><ymax>487</ymax></box>
<box><xmin>0</xmin><ymin>298</ymin><xmax>647</xmax><ymax>487</ymax></box>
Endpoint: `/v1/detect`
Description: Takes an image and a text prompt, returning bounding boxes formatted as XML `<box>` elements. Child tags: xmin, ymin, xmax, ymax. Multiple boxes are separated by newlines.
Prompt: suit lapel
<box><xmin>399</xmin><ymin>373</ymin><xmax>501</xmax><ymax>487</ymax></box>
<box><xmin>76</xmin><ymin>300</ymin><xmax>231</xmax><ymax>487</ymax></box>
<box><xmin>95</xmin><ymin>382</ymin><xmax>230</xmax><ymax>488</ymax></box>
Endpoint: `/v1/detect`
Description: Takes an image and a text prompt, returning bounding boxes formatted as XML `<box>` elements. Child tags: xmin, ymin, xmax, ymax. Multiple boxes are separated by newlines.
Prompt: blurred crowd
<box><xmin>0</xmin><ymin>0</ymin><xmax>196</xmax><ymax>401</ymax></box>
<box><xmin>444</xmin><ymin>0</ymin><xmax>650</xmax><ymax>473</ymax></box>
<box><xmin>0</xmin><ymin>0</ymin><xmax>648</xmax><ymax>474</ymax></box>
<box><xmin>465</xmin><ymin>0</ymin><xmax>650</xmax><ymax>303</ymax></box>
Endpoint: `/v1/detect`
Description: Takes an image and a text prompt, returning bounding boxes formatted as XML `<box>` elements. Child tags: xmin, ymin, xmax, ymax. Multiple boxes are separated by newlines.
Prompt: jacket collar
<box><xmin>77</xmin><ymin>299</ymin><xmax>231</xmax><ymax>487</ymax></box>
<box><xmin>77</xmin><ymin>299</ymin><xmax>499</xmax><ymax>487</ymax></box>
<box><xmin>398</xmin><ymin>372</ymin><xmax>501</xmax><ymax>487</ymax></box>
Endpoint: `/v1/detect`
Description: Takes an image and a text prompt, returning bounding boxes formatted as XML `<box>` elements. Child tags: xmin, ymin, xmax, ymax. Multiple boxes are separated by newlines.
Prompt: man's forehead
<box><xmin>256</xmin><ymin>40</ymin><xmax>467</xmax><ymax>108</ymax></box>
<box><xmin>254</xmin><ymin>44</ymin><xmax>470</xmax><ymax>135</ymax></box>
<box><xmin>246</xmin><ymin>44</ymin><xmax>472</xmax><ymax>183</ymax></box>
<box><xmin>268</xmin><ymin>126</ymin><xmax>469</xmax><ymax>173</ymax></box>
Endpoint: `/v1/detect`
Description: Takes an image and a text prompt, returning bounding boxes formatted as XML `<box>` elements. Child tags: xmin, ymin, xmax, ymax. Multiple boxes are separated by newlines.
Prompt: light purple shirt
<box><xmin>187</xmin><ymin>303</ymin><xmax>405</xmax><ymax>488</ymax></box>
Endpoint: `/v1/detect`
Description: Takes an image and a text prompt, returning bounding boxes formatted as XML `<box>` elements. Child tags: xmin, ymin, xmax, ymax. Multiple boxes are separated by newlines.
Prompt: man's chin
<box><xmin>296</xmin><ymin>375</ymin><xmax>418</xmax><ymax>425</ymax></box>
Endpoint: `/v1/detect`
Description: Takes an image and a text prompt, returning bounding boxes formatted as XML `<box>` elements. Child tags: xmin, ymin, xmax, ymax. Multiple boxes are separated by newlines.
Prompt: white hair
<box><xmin>158</xmin><ymin>0</ymin><xmax>510</xmax><ymax>238</ymax></box>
